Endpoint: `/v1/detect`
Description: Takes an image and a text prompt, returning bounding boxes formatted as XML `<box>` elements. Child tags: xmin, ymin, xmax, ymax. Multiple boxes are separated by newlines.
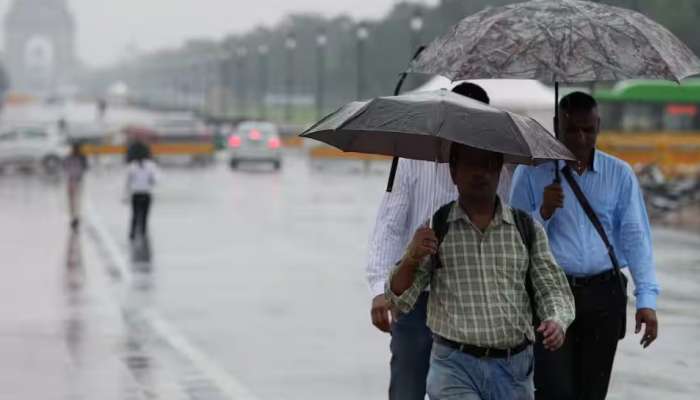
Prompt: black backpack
<box><xmin>430</xmin><ymin>201</ymin><xmax>538</xmax><ymax>324</ymax></box>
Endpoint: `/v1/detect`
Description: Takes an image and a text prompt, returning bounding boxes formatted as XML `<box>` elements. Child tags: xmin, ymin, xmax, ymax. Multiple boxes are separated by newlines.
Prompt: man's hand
<box><xmin>537</xmin><ymin>320</ymin><xmax>565</xmax><ymax>351</ymax></box>
<box><xmin>371</xmin><ymin>294</ymin><xmax>392</xmax><ymax>333</ymax></box>
<box><xmin>406</xmin><ymin>227</ymin><xmax>438</xmax><ymax>262</ymax></box>
<box><xmin>540</xmin><ymin>183</ymin><xmax>564</xmax><ymax>220</ymax></box>
<box><xmin>636</xmin><ymin>308</ymin><xmax>658</xmax><ymax>348</ymax></box>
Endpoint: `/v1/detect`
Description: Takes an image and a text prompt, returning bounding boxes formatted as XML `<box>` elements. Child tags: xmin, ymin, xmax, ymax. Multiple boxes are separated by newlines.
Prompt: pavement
<box><xmin>1</xmin><ymin>102</ymin><xmax>699</xmax><ymax>399</ymax></box>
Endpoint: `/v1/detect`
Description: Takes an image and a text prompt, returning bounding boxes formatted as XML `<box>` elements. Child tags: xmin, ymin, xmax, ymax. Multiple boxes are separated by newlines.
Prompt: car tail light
<box><xmin>267</xmin><ymin>137</ymin><xmax>281</xmax><ymax>149</ymax></box>
<box><xmin>248</xmin><ymin>129</ymin><xmax>262</xmax><ymax>141</ymax></box>
<box><xmin>228</xmin><ymin>135</ymin><xmax>241</xmax><ymax>148</ymax></box>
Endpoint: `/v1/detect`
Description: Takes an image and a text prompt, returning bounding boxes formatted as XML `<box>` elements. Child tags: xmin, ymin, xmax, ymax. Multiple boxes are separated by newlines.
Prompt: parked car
<box><xmin>227</xmin><ymin>121</ymin><xmax>282</xmax><ymax>170</ymax></box>
<box><xmin>0</xmin><ymin>125</ymin><xmax>69</xmax><ymax>174</ymax></box>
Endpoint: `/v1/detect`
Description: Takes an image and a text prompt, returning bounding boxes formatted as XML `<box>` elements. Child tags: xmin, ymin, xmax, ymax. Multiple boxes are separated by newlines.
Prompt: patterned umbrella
<box><xmin>409</xmin><ymin>0</ymin><xmax>700</xmax><ymax>83</ymax></box>
<box><xmin>381</xmin><ymin>0</ymin><xmax>700</xmax><ymax>188</ymax></box>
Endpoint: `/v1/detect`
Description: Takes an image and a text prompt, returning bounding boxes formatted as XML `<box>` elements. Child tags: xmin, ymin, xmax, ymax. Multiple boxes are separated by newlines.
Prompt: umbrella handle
<box><xmin>554</xmin><ymin>81</ymin><xmax>561</xmax><ymax>184</ymax></box>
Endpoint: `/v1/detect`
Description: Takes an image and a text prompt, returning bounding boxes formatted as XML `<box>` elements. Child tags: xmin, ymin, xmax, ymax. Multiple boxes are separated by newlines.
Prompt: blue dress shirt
<box><xmin>509</xmin><ymin>150</ymin><xmax>660</xmax><ymax>310</ymax></box>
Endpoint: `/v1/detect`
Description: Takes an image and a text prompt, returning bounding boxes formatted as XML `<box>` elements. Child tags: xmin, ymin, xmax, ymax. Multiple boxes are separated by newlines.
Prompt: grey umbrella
<box><xmin>409</xmin><ymin>0</ymin><xmax>700</xmax><ymax>83</ymax></box>
<box><xmin>302</xmin><ymin>90</ymin><xmax>575</xmax><ymax>165</ymax></box>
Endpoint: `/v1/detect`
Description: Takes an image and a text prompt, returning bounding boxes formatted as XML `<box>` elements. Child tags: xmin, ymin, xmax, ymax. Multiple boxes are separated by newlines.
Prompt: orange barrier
<box><xmin>3</xmin><ymin>92</ymin><xmax>37</xmax><ymax>105</ymax></box>
<box><xmin>598</xmin><ymin>132</ymin><xmax>700</xmax><ymax>177</ymax></box>
<box><xmin>309</xmin><ymin>146</ymin><xmax>391</xmax><ymax>161</ymax></box>
<box><xmin>281</xmin><ymin>136</ymin><xmax>304</xmax><ymax>148</ymax></box>
<box><xmin>82</xmin><ymin>143</ymin><xmax>215</xmax><ymax>156</ymax></box>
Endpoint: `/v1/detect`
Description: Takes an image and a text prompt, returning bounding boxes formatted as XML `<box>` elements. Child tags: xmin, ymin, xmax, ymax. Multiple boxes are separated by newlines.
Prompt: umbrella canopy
<box><xmin>302</xmin><ymin>90</ymin><xmax>575</xmax><ymax>165</ymax></box>
<box><xmin>409</xmin><ymin>0</ymin><xmax>700</xmax><ymax>83</ymax></box>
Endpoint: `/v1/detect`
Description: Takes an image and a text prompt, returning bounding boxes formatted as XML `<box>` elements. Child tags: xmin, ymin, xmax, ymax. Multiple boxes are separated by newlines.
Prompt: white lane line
<box><xmin>145</xmin><ymin>311</ymin><xmax>262</xmax><ymax>400</ymax></box>
<box><xmin>83</xmin><ymin>195</ymin><xmax>262</xmax><ymax>400</ymax></box>
<box><xmin>84</xmin><ymin>197</ymin><xmax>133</xmax><ymax>282</ymax></box>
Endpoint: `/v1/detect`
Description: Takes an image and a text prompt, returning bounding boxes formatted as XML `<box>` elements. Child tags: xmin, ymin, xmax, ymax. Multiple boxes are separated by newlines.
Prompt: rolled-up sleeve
<box><xmin>529</xmin><ymin>221</ymin><xmax>575</xmax><ymax>332</ymax></box>
<box><xmin>385</xmin><ymin>259</ymin><xmax>432</xmax><ymax>314</ymax></box>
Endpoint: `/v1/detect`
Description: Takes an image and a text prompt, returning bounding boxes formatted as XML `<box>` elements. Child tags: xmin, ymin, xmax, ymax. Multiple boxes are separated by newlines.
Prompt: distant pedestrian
<box><xmin>64</xmin><ymin>142</ymin><xmax>88</xmax><ymax>229</ymax></box>
<box><xmin>125</xmin><ymin>152</ymin><xmax>158</xmax><ymax>240</ymax></box>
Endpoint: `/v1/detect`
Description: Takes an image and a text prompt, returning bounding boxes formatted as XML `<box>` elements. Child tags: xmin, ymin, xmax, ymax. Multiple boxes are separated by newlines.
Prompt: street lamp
<box><xmin>236</xmin><ymin>47</ymin><xmax>248</xmax><ymax>118</ymax></box>
<box><xmin>316</xmin><ymin>28</ymin><xmax>327</xmax><ymax>120</ymax></box>
<box><xmin>218</xmin><ymin>52</ymin><xmax>234</xmax><ymax>117</ymax></box>
<box><xmin>410</xmin><ymin>9</ymin><xmax>424</xmax><ymax>56</ymax></box>
<box><xmin>356</xmin><ymin>23</ymin><xmax>369</xmax><ymax>99</ymax></box>
<box><xmin>285</xmin><ymin>33</ymin><xmax>297</xmax><ymax>123</ymax></box>
<box><xmin>257</xmin><ymin>44</ymin><xmax>269</xmax><ymax>120</ymax></box>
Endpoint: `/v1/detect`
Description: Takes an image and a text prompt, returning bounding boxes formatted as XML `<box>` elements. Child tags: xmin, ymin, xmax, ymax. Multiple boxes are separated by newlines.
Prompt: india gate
<box><xmin>3</xmin><ymin>0</ymin><xmax>77</xmax><ymax>93</ymax></box>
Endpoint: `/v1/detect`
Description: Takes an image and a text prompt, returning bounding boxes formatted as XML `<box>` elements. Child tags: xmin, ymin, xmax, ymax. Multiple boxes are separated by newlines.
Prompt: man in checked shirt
<box><xmin>368</xmin><ymin>83</ymin><xmax>518</xmax><ymax>400</ymax></box>
<box><xmin>386</xmin><ymin>143</ymin><xmax>575</xmax><ymax>400</ymax></box>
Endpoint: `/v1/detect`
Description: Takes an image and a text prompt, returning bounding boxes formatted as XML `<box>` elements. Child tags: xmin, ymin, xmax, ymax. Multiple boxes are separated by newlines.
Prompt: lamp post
<box><xmin>410</xmin><ymin>8</ymin><xmax>424</xmax><ymax>56</ymax></box>
<box><xmin>316</xmin><ymin>28</ymin><xmax>327</xmax><ymax>120</ymax></box>
<box><xmin>236</xmin><ymin>46</ymin><xmax>248</xmax><ymax>118</ymax></box>
<box><xmin>284</xmin><ymin>33</ymin><xmax>297</xmax><ymax>123</ymax></box>
<box><xmin>257</xmin><ymin>44</ymin><xmax>269</xmax><ymax>120</ymax></box>
<box><xmin>356</xmin><ymin>23</ymin><xmax>369</xmax><ymax>99</ymax></box>
<box><xmin>218</xmin><ymin>52</ymin><xmax>233</xmax><ymax>116</ymax></box>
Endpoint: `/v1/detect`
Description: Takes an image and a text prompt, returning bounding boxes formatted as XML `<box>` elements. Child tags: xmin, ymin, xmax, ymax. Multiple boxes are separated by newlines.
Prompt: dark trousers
<box><xmin>130</xmin><ymin>193</ymin><xmax>152</xmax><ymax>239</ymax></box>
<box><xmin>534</xmin><ymin>272</ymin><xmax>628</xmax><ymax>400</ymax></box>
<box><xmin>389</xmin><ymin>291</ymin><xmax>432</xmax><ymax>400</ymax></box>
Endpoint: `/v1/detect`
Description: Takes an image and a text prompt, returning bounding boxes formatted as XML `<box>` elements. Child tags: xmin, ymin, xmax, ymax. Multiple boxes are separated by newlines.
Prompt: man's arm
<box><xmin>528</xmin><ymin>221</ymin><xmax>576</xmax><ymax>350</ymax></box>
<box><xmin>385</xmin><ymin>227</ymin><xmax>436</xmax><ymax>314</ymax></box>
<box><xmin>510</xmin><ymin>165</ymin><xmax>563</xmax><ymax>226</ymax></box>
<box><xmin>367</xmin><ymin>160</ymin><xmax>412</xmax><ymax>332</ymax></box>
<box><xmin>616</xmin><ymin>166</ymin><xmax>660</xmax><ymax>347</ymax></box>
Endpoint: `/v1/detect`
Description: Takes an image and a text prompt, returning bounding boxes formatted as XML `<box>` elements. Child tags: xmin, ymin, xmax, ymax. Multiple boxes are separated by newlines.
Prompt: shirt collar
<box><xmin>557</xmin><ymin>149</ymin><xmax>600</xmax><ymax>174</ymax></box>
<box><xmin>447</xmin><ymin>196</ymin><xmax>513</xmax><ymax>226</ymax></box>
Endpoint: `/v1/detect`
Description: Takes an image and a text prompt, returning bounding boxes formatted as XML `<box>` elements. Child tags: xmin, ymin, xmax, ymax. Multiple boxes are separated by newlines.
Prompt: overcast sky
<box><xmin>0</xmin><ymin>0</ymin><xmax>436</xmax><ymax>67</ymax></box>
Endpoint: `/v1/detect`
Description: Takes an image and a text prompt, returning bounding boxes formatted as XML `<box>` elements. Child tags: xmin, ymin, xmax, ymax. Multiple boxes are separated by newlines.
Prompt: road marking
<box><xmin>84</xmin><ymin>197</ymin><xmax>133</xmax><ymax>282</ymax></box>
<box><xmin>83</xmin><ymin>195</ymin><xmax>262</xmax><ymax>400</ymax></box>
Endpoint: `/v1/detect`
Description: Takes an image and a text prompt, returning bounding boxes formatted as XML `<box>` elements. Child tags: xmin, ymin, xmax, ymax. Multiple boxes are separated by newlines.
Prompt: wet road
<box><xmin>1</xmin><ymin>102</ymin><xmax>699</xmax><ymax>399</ymax></box>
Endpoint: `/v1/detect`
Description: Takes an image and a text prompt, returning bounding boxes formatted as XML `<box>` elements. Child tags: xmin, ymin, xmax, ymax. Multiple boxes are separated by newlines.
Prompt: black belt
<box><xmin>434</xmin><ymin>335</ymin><xmax>530</xmax><ymax>359</ymax></box>
<box><xmin>566</xmin><ymin>269</ymin><xmax>619</xmax><ymax>288</ymax></box>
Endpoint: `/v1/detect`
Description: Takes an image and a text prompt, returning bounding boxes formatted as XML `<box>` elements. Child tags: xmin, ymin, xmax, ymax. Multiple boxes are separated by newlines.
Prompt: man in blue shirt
<box><xmin>510</xmin><ymin>92</ymin><xmax>660</xmax><ymax>400</ymax></box>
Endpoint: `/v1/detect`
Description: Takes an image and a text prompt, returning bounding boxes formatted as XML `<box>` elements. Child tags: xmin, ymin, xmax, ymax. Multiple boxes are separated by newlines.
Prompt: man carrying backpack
<box><xmin>386</xmin><ymin>143</ymin><xmax>575</xmax><ymax>400</ymax></box>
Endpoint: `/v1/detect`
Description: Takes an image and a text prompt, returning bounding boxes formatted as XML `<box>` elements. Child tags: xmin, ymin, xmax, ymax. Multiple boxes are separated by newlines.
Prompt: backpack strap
<box><xmin>512</xmin><ymin>208</ymin><xmax>534</xmax><ymax>251</ymax></box>
<box><xmin>511</xmin><ymin>208</ymin><xmax>539</xmax><ymax>326</ymax></box>
<box><xmin>431</xmin><ymin>201</ymin><xmax>455</xmax><ymax>270</ymax></box>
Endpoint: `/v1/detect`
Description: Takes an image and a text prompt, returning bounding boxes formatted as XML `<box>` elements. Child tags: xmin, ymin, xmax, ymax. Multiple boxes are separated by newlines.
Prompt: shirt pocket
<box><xmin>490</xmin><ymin>235</ymin><xmax>529</xmax><ymax>288</ymax></box>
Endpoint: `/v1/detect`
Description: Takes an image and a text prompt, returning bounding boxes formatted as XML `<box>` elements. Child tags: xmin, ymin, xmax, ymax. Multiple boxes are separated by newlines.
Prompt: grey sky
<box><xmin>0</xmin><ymin>0</ymin><xmax>435</xmax><ymax>67</ymax></box>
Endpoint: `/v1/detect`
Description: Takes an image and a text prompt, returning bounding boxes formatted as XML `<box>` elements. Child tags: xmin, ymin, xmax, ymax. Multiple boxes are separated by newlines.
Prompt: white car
<box><xmin>227</xmin><ymin>121</ymin><xmax>282</xmax><ymax>170</ymax></box>
<box><xmin>0</xmin><ymin>125</ymin><xmax>69</xmax><ymax>173</ymax></box>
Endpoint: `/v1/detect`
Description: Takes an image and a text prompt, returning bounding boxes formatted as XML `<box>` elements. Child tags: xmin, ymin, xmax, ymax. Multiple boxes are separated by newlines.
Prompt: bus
<box><xmin>595</xmin><ymin>80</ymin><xmax>700</xmax><ymax>177</ymax></box>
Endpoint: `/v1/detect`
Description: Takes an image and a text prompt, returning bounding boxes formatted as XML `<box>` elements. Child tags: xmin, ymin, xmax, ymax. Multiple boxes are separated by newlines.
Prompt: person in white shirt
<box><xmin>367</xmin><ymin>82</ymin><xmax>514</xmax><ymax>400</ymax></box>
<box><xmin>125</xmin><ymin>153</ymin><xmax>158</xmax><ymax>240</ymax></box>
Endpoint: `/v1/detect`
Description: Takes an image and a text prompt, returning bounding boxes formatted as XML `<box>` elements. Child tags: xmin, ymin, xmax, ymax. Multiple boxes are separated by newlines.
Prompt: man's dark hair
<box><xmin>452</xmin><ymin>82</ymin><xmax>490</xmax><ymax>104</ymax></box>
<box><xmin>559</xmin><ymin>91</ymin><xmax>597</xmax><ymax>114</ymax></box>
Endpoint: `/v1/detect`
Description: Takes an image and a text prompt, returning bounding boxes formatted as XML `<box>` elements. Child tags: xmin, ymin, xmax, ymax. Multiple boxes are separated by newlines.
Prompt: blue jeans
<box><xmin>389</xmin><ymin>292</ymin><xmax>432</xmax><ymax>400</ymax></box>
<box><xmin>427</xmin><ymin>342</ymin><xmax>535</xmax><ymax>400</ymax></box>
